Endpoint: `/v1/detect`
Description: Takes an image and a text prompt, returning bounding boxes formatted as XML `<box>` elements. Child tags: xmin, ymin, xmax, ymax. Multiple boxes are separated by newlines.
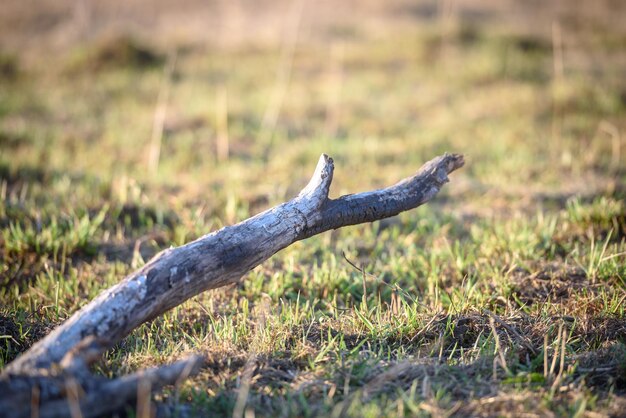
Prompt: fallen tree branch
<box><xmin>0</xmin><ymin>153</ymin><xmax>464</xmax><ymax>418</ymax></box>
<box><xmin>0</xmin><ymin>354</ymin><xmax>203</xmax><ymax>418</ymax></box>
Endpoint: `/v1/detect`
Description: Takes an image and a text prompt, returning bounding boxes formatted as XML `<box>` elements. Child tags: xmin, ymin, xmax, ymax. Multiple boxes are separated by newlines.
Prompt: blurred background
<box><xmin>1</xmin><ymin>0</ymin><xmax>624</xmax><ymax>211</ymax></box>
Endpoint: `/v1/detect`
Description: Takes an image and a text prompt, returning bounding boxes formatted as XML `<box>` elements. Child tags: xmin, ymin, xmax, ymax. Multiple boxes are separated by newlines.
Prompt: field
<box><xmin>1</xmin><ymin>0</ymin><xmax>626</xmax><ymax>416</ymax></box>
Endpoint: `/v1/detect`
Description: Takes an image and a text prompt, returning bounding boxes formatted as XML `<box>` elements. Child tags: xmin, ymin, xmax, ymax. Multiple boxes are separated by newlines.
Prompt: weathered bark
<box><xmin>0</xmin><ymin>353</ymin><xmax>202</xmax><ymax>418</ymax></box>
<box><xmin>0</xmin><ymin>153</ymin><xmax>464</xmax><ymax>418</ymax></box>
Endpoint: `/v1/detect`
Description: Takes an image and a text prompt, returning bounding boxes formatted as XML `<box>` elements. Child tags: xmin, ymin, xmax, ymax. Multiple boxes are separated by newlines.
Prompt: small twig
<box><xmin>342</xmin><ymin>251</ymin><xmax>423</xmax><ymax>313</ymax></box>
<box><xmin>549</xmin><ymin>323</ymin><xmax>563</xmax><ymax>377</ymax></box>
<box><xmin>483</xmin><ymin>309</ymin><xmax>537</xmax><ymax>355</ymax></box>
<box><xmin>489</xmin><ymin>317</ymin><xmax>511</xmax><ymax>377</ymax></box>
<box><xmin>341</xmin><ymin>251</ymin><xmax>414</xmax><ymax>300</ymax></box>
<box><xmin>410</xmin><ymin>312</ymin><xmax>444</xmax><ymax>343</ymax></box>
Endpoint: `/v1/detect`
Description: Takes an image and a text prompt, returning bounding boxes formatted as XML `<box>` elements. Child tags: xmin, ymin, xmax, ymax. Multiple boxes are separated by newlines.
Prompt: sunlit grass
<box><xmin>1</xmin><ymin>18</ymin><xmax>625</xmax><ymax>417</ymax></box>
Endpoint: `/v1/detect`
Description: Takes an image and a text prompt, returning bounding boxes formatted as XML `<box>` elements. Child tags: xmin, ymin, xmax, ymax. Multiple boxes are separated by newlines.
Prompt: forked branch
<box><xmin>0</xmin><ymin>153</ymin><xmax>464</xmax><ymax>418</ymax></box>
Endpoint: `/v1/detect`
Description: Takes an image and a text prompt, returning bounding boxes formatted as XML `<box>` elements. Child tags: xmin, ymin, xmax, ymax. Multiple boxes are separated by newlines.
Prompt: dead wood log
<box><xmin>0</xmin><ymin>153</ymin><xmax>464</xmax><ymax>418</ymax></box>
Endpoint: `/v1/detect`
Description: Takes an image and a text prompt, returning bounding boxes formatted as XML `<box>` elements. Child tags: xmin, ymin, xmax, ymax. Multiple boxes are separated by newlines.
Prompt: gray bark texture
<box><xmin>0</xmin><ymin>153</ymin><xmax>464</xmax><ymax>418</ymax></box>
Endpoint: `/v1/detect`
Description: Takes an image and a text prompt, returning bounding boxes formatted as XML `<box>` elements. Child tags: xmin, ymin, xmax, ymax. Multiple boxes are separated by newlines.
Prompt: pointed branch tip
<box><xmin>444</xmin><ymin>153</ymin><xmax>465</xmax><ymax>173</ymax></box>
<box><xmin>298</xmin><ymin>153</ymin><xmax>335</xmax><ymax>202</ymax></box>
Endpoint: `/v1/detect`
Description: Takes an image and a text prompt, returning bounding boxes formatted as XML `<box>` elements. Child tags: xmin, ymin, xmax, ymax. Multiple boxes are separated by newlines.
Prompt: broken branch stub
<box><xmin>0</xmin><ymin>153</ymin><xmax>464</xmax><ymax>418</ymax></box>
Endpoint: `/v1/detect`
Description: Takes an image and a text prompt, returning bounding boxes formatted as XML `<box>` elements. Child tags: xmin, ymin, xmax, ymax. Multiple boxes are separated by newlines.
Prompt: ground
<box><xmin>1</xmin><ymin>0</ymin><xmax>626</xmax><ymax>416</ymax></box>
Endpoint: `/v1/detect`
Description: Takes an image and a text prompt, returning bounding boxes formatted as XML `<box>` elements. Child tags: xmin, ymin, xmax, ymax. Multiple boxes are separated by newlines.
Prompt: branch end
<box><xmin>427</xmin><ymin>153</ymin><xmax>464</xmax><ymax>186</ymax></box>
<box><xmin>298</xmin><ymin>153</ymin><xmax>335</xmax><ymax>203</ymax></box>
<box><xmin>444</xmin><ymin>153</ymin><xmax>465</xmax><ymax>173</ymax></box>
